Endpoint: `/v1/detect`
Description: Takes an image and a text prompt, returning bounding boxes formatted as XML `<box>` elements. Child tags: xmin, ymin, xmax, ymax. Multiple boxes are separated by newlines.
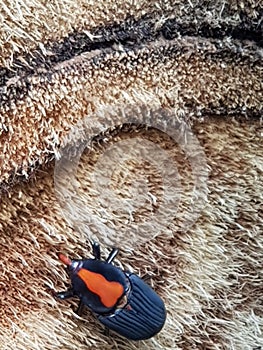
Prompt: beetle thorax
<box><xmin>71</xmin><ymin>260</ymin><xmax>82</xmax><ymax>270</ymax></box>
<box><xmin>76</xmin><ymin>267</ymin><xmax>125</xmax><ymax>308</ymax></box>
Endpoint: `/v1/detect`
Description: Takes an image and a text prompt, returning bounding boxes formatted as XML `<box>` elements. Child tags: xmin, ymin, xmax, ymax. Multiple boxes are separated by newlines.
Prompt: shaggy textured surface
<box><xmin>0</xmin><ymin>1</ymin><xmax>262</xmax><ymax>349</ymax></box>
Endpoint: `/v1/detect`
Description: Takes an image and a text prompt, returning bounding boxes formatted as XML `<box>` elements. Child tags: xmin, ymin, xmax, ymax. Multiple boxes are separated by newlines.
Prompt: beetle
<box><xmin>55</xmin><ymin>242</ymin><xmax>166</xmax><ymax>340</ymax></box>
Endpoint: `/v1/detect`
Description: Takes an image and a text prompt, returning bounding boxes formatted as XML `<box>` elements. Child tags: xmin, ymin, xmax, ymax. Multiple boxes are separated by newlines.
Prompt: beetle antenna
<box><xmin>92</xmin><ymin>241</ymin><xmax>101</xmax><ymax>260</ymax></box>
<box><xmin>58</xmin><ymin>253</ymin><xmax>72</xmax><ymax>266</ymax></box>
<box><xmin>106</xmin><ymin>248</ymin><xmax>119</xmax><ymax>264</ymax></box>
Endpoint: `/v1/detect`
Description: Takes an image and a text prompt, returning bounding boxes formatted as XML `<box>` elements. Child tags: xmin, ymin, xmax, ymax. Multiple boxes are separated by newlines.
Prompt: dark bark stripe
<box><xmin>0</xmin><ymin>12</ymin><xmax>262</xmax><ymax>88</ymax></box>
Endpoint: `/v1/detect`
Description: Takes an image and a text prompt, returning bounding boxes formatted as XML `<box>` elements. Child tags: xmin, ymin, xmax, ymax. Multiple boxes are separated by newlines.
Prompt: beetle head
<box><xmin>58</xmin><ymin>253</ymin><xmax>81</xmax><ymax>274</ymax></box>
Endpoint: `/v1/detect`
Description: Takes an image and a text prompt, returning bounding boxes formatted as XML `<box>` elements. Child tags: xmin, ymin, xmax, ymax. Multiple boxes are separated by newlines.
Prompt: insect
<box><xmin>56</xmin><ymin>242</ymin><xmax>166</xmax><ymax>340</ymax></box>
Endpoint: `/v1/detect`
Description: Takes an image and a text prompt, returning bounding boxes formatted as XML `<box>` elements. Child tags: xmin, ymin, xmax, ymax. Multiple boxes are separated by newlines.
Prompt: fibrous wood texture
<box><xmin>0</xmin><ymin>1</ymin><xmax>262</xmax><ymax>349</ymax></box>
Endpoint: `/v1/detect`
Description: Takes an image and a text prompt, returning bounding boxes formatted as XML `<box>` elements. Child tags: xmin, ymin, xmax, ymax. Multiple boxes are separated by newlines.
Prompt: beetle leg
<box><xmin>56</xmin><ymin>288</ymin><xmax>75</xmax><ymax>300</ymax></box>
<box><xmin>104</xmin><ymin>326</ymin><xmax>110</xmax><ymax>337</ymax></box>
<box><xmin>75</xmin><ymin>300</ymin><xmax>85</xmax><ymax>316</ymax></box>
<box><xmin>106</xmin><ymin>248</ymin><xmax>119</xmax><ymax>264</ymax></box>
<box><xmin>141</xmin><ymin>273</ymin><xmax>152</xmax><ymax>284</ymax></box>
<box><xmin>92</xmin><ymin>242</ymin><xmax>101</xmax><ymax>260</ymax></box>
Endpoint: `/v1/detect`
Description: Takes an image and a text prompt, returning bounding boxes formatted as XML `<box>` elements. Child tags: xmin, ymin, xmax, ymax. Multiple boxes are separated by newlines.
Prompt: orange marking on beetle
<box><xmin>77</xmin><ymin>268</ymin><xmax>124</xmax><ymax>308</ymax></box>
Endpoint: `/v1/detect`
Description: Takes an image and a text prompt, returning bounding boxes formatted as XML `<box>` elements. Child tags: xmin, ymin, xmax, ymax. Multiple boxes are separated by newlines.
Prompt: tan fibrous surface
<box><xmin>0</xmin><ymin>35</ymin><xmax>262</xmax><ymax>189</ymax></box>
<box><xmin>0</xmin><ymin>0</ymin><xmax>262</xmax><ymax>349</ymax></box>
<box><xmin>0</xmin><ymin>119</ymin><xmax>262</xmax><ymax>350</ymax></box>
<box><xmin>0</xmin><ymin>0</ymin><xmax>261</xmax><ymax>68</ymax></box>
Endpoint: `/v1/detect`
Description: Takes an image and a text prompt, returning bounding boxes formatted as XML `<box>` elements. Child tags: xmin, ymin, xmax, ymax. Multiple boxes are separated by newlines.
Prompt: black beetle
<box><xmin>56</xmin><ymin>242</ymin><xmax>166</xmax><ymax>340</ymax></box>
